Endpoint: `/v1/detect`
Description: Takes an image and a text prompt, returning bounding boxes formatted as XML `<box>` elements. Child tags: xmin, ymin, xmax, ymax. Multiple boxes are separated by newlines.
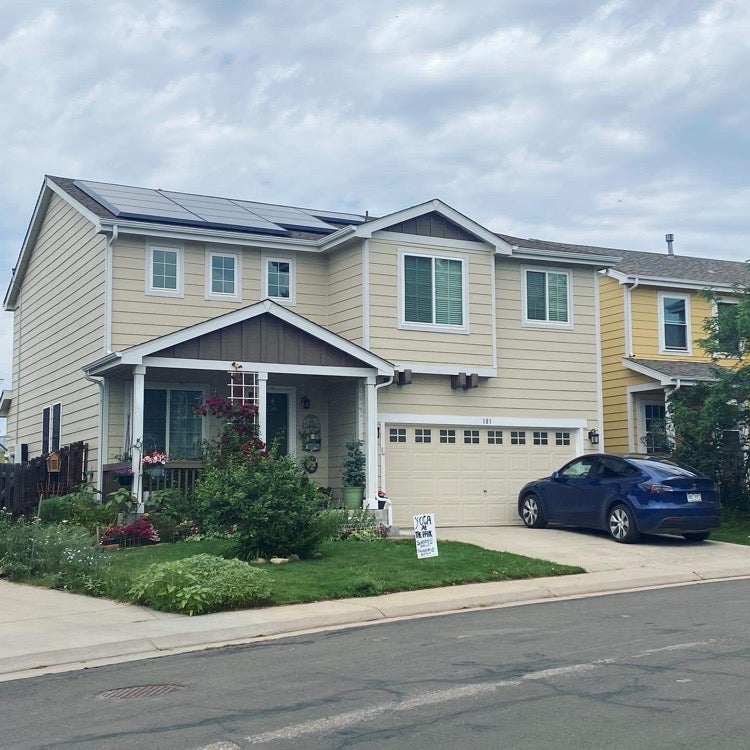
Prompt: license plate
<box><xmin>687</xmin><ymin>493</ymin><xmax>702</xmax><ymax>503</ymax></box>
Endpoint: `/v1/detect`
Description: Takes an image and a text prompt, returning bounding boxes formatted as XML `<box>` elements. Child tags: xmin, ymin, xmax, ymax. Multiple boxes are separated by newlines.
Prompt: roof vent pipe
<box><xmin>665</xmin><ymin>233</ymin><xmax>674</xmax><ymax>256</ymax></box>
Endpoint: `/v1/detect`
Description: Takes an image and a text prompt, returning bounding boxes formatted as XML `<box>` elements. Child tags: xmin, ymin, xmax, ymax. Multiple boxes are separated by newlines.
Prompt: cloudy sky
<box><xmin>1</xmin><ymin>0</ymin><xmax>749</xmax><ymax>393</ymax></box>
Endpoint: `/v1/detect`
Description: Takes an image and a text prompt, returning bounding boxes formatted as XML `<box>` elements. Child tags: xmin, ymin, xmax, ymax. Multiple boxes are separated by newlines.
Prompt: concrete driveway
<box><xmin>441</xmin><ymin>525</ymin><xmax>750</xmax><ymax>579</ymax></box>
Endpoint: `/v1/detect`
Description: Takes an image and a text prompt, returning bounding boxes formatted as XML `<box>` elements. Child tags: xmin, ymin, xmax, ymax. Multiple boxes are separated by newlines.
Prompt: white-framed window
<box><xmin>143</xmin><ymin>387</ymin><xmax>204</xmax><ymax>459</ymax></box>
<box><xmin>533</xmin><ymin>431</ymin><xmax>549</xmax><ymax>446</ymax></box>
<box><xmin>146</xmin><ymin>243</ymin><xmax>183</xmax><ymax>297</ymax></box>
<box><xmin>263</xmin><ymin>254</ymin><xmax>295</xmax><ymax>304</ymax></box>
<box><xmin>389</xmin><ymin>428</ymin><xmax>407</xmax><ymax>443</ymax></box>
<box><xmin>658</xmin><ymin>292</ymin><xmax>690</xmax><ymax>353</ymax></box>
<box><xmin>555</xmin><ymin>431</ymin><xmax>571</xmax><ymax>446</ymax></box>
<box><xmin>487</xmin><ymin>429</ymin><xmax>503</xmax><ymax>445</ymax></box>
<box><xmin>42</xmin><ymin>402</ymin><xmax>61</xmax><ymax>453</ymax></box>
<box><xmin>510</xmin><ymin>430</ymin><xmax>526</xmax><ymax>445</ymax></box>
<box><xmin>399</xmin><ymin>248</ymin><xmax>467</xmax><ymax>331</ymax></box>
<box><xmin>523</xmin><ymin>268</ymin><xmax>571</xmax><ymax>326</ymax></box>
<box><xmin>415</xmin><ymin>428</ymin><xmax>432</xmax><ymax>443</ymax></box>
<box><xmin>463</xmin><ymin>429</ymin><xmax>480</xmax><ymax>444</ymax></box>
<box><xmin>439</xmin><ymin>429</ymin><xmax>456</xmax><ymax>444</ymax></box>
<box><xmin>205</xmin><ymin>248</ymin><xmax>241</xmax><ymax>301</ymax></box>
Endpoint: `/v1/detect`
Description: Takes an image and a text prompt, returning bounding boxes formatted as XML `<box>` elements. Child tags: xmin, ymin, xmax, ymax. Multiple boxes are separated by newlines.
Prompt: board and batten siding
<box><xmin>6</xmin><ymin>193</ymin><xmax>105</xmax><ymax>464</ymax></box>
<box><xmin>367</xmin><ymin>238</ymin><xmax>495</xmax><ymax>368</ymax></box>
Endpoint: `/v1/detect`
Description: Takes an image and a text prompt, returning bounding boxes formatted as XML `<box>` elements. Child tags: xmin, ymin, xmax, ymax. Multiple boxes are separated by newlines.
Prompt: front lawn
<box><xmin>102</xmin><ymin>538</ymin><xmax>582</xmax><ymax>607</ymax></box>
<box><xmin>713</xmin><ymin>516</ymin><xmax>750</xmax><ymax>545</ymax></box>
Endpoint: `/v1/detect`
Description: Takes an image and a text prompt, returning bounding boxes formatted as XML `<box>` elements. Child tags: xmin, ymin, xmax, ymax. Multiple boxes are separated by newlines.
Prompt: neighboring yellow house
<box><xmin>599</xmin><ymin>246</ymin><xmax>750</xmax><ymax>453</ymax></box>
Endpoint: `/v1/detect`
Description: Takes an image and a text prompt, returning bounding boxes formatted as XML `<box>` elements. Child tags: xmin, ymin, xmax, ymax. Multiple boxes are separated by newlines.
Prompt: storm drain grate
<box><xmin>97</xmin><ymin>684</ymin><xmax>186</xmax><ymax>700</ymax></box>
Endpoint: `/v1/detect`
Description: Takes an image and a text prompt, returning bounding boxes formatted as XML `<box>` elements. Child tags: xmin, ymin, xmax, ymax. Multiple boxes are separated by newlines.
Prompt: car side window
<box><xmin>560</xmin><ymin>457</ymin><xmax>596</xmax><ymax>478</ymax></box>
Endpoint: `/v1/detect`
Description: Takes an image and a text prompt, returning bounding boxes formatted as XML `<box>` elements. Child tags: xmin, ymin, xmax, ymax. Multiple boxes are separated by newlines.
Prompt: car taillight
<box><xmin>641</xmin><ymin>482</ymin><xmax>675</xmax><ymax>494</ymax></box>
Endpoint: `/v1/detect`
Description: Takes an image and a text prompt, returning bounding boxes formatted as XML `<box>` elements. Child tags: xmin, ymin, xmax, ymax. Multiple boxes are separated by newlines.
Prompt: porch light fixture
<box><xmin>301</xmin><ymin>395</ymin><xmax>310</xmax><ymax>409</ymax></box>
<box><xmin>588</xmin><ymin>429</ymin><xmax>600</xmax><ymax>445</ymax></box>
<box><xmin>46</xmin><ymin>451</ymin><xmax>62</xmax><ymax>473</ymax></box>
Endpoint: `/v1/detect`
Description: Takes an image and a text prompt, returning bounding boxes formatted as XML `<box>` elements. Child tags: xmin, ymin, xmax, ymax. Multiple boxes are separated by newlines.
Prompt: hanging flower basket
<box><xmin>143</xmin><ymin>451</ymin><xmax>167</xmax><ymax>478</ymax></box>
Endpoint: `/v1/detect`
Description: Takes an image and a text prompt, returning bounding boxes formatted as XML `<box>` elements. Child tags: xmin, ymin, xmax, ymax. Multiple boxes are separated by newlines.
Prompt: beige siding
<box><xmin>367</xmin><ymin>238</ymin><xmax>495</xmax><ymax>368</ymax></box>
<box><xmin>327</xmin><ymin>244</ymin><xmax>363</xmax><ymax>344</ymax></box>
<box><xmin>327</xmin><ymin>378</ymin><xmax>359</xmax><ymax>495</ymax></box>
<box><xmin>6</xmin><ymin>194</ymin><xmax>105</xmax><ymax>465</ymax></box>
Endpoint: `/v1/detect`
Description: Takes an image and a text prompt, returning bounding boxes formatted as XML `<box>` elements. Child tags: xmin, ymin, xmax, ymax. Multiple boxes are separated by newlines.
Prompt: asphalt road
<box><xmin>1</xmin><ymin>580</ymin><xmax>748</xmax><ymax>750</ymax></box>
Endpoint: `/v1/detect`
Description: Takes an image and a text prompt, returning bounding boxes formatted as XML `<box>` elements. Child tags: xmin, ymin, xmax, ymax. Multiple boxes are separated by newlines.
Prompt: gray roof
<box><xmin>498</xmin><ymin>231</ymin><xmax>750</xmax><ymax>287</ymax></box>
<box><xmin>627</xmin><ymin>358</ymin><xmax>721</xmax><ymax>381</ymax></box>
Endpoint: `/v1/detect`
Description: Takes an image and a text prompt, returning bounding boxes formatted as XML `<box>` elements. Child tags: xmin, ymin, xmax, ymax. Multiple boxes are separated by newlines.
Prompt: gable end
<box><xmin>383</xmin><ymin>211</ymin><xmax>480</xmax><ymax>242</ymax></box>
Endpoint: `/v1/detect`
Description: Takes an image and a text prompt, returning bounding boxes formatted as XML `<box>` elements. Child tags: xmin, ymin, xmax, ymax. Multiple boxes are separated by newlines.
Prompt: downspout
<box><xmin>624</xmin><ymin>276</ymin><xmax>640</xmax><ymax>358</ymax></box>
<box><xmin>83</xmin><ymin>372</ymin><xmax>106</xmax><ymax>496</ymax></box>
<box><xmin>374</xmin><ymin>375</ymin><xmax>394</xmax><ymax>526</ymax></box>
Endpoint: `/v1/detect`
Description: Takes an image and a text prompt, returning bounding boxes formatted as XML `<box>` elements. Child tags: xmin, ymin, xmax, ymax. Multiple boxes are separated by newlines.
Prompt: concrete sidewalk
<box><xmin>1</xmin><ymin>527</ymin><xmax>748</xmax><ymax>682</ymax></box>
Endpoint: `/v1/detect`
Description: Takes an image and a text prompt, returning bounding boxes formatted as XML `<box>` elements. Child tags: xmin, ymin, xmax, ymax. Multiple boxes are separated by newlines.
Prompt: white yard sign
<box><xmin>413</xmin><ymin>513</ymin><xmax>438</xmax><ymax>559</ymax></box>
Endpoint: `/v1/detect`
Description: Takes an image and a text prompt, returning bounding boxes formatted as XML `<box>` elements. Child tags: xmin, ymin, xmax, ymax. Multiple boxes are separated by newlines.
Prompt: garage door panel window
<box><xmin>533</xmin><ymin>431</ymin><xmax>549</xmax><ymax>446</ymax></box>
<box><xmin>440</xmin><ymin>429</ymin><xmax>456</xmax><ymax>444</ymax></box>
<box><xmin>487</xmin><ymin>430</ymin><xmax>503</xmax><ymax>445</ymax></box>
<box><xmin>511</xmin><ymin>430</ymin><xmax>526</xmax><ymax>445</ymax></box>
<box><xmin>389</xmin><ymin>428</ymin><xmax>407</xmax><ymax>443</ymax></box>
<box><xmin>415</xmin><ymin>429</ymin><xmax>432</xmax><ymax>443</ymax></box>
<box><xmin>463</xmin><ymin>430</ymin><xmax>479</xmax><ymax>444</ymax></box>
<box><xmin>556</xmin><ymin>431</ymin><xmax>571</xmax><ymax>446</ymax></box>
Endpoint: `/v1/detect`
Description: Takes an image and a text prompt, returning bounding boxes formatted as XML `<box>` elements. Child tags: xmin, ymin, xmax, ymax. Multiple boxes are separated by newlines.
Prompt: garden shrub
<box><xmin>100</xmin><ymin>517</ymin><xmax>160</xmax><ymax>547</ymax></box>
<box><xmin>143</xmin><ymin>488</ymin><xmax>199</xmax><ymax>542</ymax></box>
<box><xmin>339</xmin><ymin>508</ymin><xmax>389</xmax><ymax>541</ymax></box>
<box><xmin>38</xmin><ymin>485</ymin><xmax>117</xmax><ymax>532</ymax></box>
<box><xmin>128</xmin><ymin>553</ymin><xmax>270</xmax><ymax>615</ymax></box>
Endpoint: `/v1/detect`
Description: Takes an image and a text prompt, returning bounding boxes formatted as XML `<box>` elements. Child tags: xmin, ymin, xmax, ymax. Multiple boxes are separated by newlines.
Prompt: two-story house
<box><xmin>598</xmin><ymin>245</ymin><xmax>750</xmax><ymax>453</ymax></box>
<box><xmin>2</xmin><ymin>176</ymin><xmax>612</xmax><ymax>528</ymax></box>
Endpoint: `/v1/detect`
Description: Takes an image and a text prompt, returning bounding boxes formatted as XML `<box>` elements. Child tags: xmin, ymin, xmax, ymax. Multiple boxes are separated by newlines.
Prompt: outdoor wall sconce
<box><xmin>301</xmin><ymin>395</ymin><xmax>311</xmax><ymax>409</ymax></box>
<box><xmin>588</xmin><ymin>429</ymin><xmax>600</xmax><ymax>445</ymax></box>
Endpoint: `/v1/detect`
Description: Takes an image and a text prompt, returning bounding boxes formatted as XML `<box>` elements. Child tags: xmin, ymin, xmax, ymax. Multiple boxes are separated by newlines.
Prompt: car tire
<box><xmin>607</xmin><ymin>504</ymin><xmax>640</xmax><ymax>543</ymax></box>
<box><xmin>520</xmin><ymin>493</ymin><xmax>547</xmax><ymax>529</ymax></box>
<box><xmin>683</xmin><ymin>532</ymin><xmax>711</xmax><ymax>542</ymax></box>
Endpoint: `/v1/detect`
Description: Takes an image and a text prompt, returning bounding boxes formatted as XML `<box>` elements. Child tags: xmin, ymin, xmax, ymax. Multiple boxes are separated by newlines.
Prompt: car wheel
<box><xmin>521</xmin><ymin>493</ymin><xmax>547</xmax><ymax>529</ymax></box>
<box><xmin>607</xmin><ymin>504</ymin><xmax>640</xmax><ymax>543</ymax></box>
<box><xmin>683</xmin><ymin>532</ymin><xmax>711</xmax><ymax>542</ymax></box>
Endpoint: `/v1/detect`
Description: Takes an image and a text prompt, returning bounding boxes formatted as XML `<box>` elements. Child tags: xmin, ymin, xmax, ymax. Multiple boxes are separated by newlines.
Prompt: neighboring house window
<box><xmin>402</xmin><ymin>252</ymin><xmax>465</xmax><ymax>328</ymax></box>
<box><xmin>487</xmin><ymin>430</ymin><xmax>503</xmax><ymax>445</ymax></box>
<box><xmin>147</xmin><ymin>244</ymin><xmax>183</xmax><ymax>297</ymax></box>
<box><xmin>555</xmin><ymin>431</ymin><xmax>571</xmax><ymax>446</ymax></box>
<box><xmin>440</xmin><ymin>429</ymin><xmax>456</xmax><ymax>444</ymax></box>
<box><xmin>42</xmin><ymin>403</ymin><xmax>61</xmax><ymax>453</ymax></box>
<box><xmin>143</xmin><ymin>388</ymin><xmax>203</xmax><ymax>459</ymax></box>
<box><xmin>389</xmin><ymin>428</ymin><xmax>407</xmax><ymax>443</ymax></box>
<box><xmin>524</xmin><ymin>269</ymin><xmax>570</xmax><ymax>325</ymax></box>
<box><xmin>463</xmin><ymin>429</ymin><xmax>479</xmax><ymax>444</ymax></box>
<box><xmin>263</xmin><ymin>256</ymin><xmax>294</xmax><ymax>302</ymax></box>
<box><xmin>659</xmin><ymin>293</ymin><xmax>690</xmax><ymax>352</ymax></box>
<box><xmin>415</xmin><ymin>429</ymin><xmax>432</xmax><ymax>443</ymax></box>
<box><xmin>206</xmin><ymin>250</ymin><xmax>241</xmax><ymax>301</ymax></box>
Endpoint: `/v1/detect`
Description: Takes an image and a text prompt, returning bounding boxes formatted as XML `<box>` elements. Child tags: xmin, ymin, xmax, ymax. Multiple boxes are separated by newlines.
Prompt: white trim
<box><xmin>378</xmin><ymin>413</ymin><xmax>588</xmax><ymax>429</ymax></box>
<box><xmin>365</xmin><ymin>376</ymin><xmax>377</xmax><ymax>503</ymax></box>
<box><xmin>142</xmin><ymin>356</ymin><xmax>379</xmax><ymax>378</ymax></box>
<box><xmin>145</xmin><ymin>241</ymin><xmax>184</xmax><ymax>298</ymax></box>
<box><xmin>261</xmin><ymin>252</ymin><xmax>296</xmax><ymax>305</ymax></box>
<box><xmin>397</xmin><ymin>247</ymin><xmax>469</xmax><ymax>333</ymax></box>
<box><xmin>103</xmin><ymin>226</ymin><xmax>116</xmax><ymax>353</ymax></box>
<box><xmin>635</xmin><ymin>394</ymin><xmax>667</xmax><ymax>454</ymax></box>
<box><xmin>606</xmin><ymin>268</ymin><xmax>738</xmax><ymax>293</ymax></box>
<box><xmin>374</xmin><ymin>230</ymin><xmax>491</xmax><ymax>252</ymax></box>
<box><xmin>390</xmin><ymin>363</ymin><xmax>497</xmax><ymax>377</ymax></box>
<box><xmin>362</xmin><ymin>239</ymin><xmax>370</xmax><ymax>349</ymax></box>
<box><xmin>205</xmin><ymin>246</ymin><xmax>242</xmax><ymax>302</ymax></box>
<box><xmin>521</xmin><ymin>266</ymin><xmax>573</xmax><ymax>329</ymax></box>
<box><xmin>89</xmin><ymin>299</ymin><xmax>394</xmax><ymax>375</ymax></box>
<box><xmin>266</xmin><ymin>386</ymin><xmax>297</xmax><ymax>457</ymax></box>
<box><xmin>657</xmin><ymin>291</ymin><xmax>691</xmax><ymax>355</ymax></box>
<box><xmin>626</xmin><ymin>383</ymin><xmax>666</xmax><ymax>453</ymax></box>
<box><xmin>593</xmin><ymin>268</ymin><xmax>604</xmax><ymax>453</ymax></box>
<box><xmin>41</xmin><ymin>400</ymin><xmax>62</xmax><ymax>453</ymax></box>
<box><xmin>624</xmin><ymin>282</ymin><xmax>634</xmax><ymax>356</ymax></box>
<box><xmin>490</xmin><ymin>254</ymin><xmax>498</xmax><ymax>370</ymax></box>
<box><xmin>257</xmin><ymin>373</ymin><xmax>268</xmax><ymax>444</ymax></box>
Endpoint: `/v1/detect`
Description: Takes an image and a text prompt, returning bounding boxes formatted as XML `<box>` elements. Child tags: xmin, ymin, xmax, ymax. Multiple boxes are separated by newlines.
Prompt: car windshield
<box><xmin>627</xmin><ymin>457</ymin><xmax>700</xmax><ymax>478</ymax></box>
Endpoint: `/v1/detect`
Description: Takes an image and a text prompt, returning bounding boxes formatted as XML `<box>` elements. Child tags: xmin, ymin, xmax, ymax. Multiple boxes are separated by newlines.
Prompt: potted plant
<box><xmin>113</xmin><ymin>466</ymin><xmax>134</xmax><ymax>487</ymax></box>
<box><xmin>342</xmin><ymin>439</ymin><xmax>366</xmax><ymax>509</ymax></box>
<box><xmin>142</xmin><ymin>450</ymin><xmax>167</xmax><ymax>478</ymax></box>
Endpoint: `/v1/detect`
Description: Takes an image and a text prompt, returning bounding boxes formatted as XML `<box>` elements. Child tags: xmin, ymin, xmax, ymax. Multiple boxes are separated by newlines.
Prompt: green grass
<box><xmin>712</xmin><ymin>516</ymin><xmax>750</xmax><ymax>545</ymax></box>
<box><xmin>101</xmin><ymin>538</ymin><xmax>582</xmax><ymax>606</ymax></box>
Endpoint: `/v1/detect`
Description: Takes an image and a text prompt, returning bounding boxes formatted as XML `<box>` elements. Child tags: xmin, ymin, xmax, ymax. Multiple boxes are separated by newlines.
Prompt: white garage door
<box><xmin>384</xmin><ymin>424</ymin><xmax>578</xmax><ymax>527</ymax></box>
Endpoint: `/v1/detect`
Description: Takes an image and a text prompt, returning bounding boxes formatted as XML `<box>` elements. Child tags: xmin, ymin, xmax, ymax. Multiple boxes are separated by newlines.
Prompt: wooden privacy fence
<box><xmin>0</xmin><ymin>442</ymin><xmax>88</xmax><ymax>518</ymax></box>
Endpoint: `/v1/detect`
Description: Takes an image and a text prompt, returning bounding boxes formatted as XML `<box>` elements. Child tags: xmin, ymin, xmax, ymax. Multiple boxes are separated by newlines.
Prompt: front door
<box><xmin>266</xmin><ymin>392</ymin><xmax>289</xmax><ymax>455</ymax></box>
<box><xmin>641</xmin><ymin>401</ymin><xmax>667</xmax><ymax>454</ymax></box>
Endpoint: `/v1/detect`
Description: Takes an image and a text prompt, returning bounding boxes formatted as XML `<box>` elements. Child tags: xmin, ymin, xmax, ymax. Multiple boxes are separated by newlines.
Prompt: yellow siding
<box><xmin>6</xmin><ymin>194</ymin><xmax>105</xmax><ymax>465</ymax></box>
<box><xmin>367</xmin><ymin>238</ymin><xmax>494</xmax><ymax>368</ymax></box>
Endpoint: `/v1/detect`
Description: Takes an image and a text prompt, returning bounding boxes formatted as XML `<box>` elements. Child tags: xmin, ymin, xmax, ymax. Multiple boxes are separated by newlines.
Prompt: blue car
<box><xmin>518</xmin><ymin>453</ymin><xmax>721</xmax><ymax>543</ymax></box>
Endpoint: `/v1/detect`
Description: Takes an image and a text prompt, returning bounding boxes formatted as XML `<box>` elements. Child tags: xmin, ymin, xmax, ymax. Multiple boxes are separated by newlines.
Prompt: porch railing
<box><xmin>103</xmin><ymin>461</ymin><xmax>205</xmax><ymax>499</ymax></box>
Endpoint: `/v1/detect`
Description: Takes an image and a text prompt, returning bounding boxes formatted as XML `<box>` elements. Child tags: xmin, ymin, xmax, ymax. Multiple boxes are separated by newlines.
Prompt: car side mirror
<box><xmin>551</xmin><ymin>471</ymin><xmax>561</xmax><ymax>481</ymax></box>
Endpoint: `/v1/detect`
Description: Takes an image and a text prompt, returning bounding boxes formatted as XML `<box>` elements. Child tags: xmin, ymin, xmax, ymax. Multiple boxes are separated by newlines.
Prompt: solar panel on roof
<box><xmin>75</xmin><ymin>180</ymin><xmax>201</xmax><ymax>223</ymax></box>
<box><xmin>160</xmin><ymin>191</ymin><xmax>287</xmax><ymax>234</ymax></box>
<box><xmin>309</xmin><ymin>209</ymin><xmax>366</xmax><ymax>224</ymax></box>
<box><xmin>234</xmin><ymin>200</ymin><xmax>337</xmax><ymax>232</ymax></box>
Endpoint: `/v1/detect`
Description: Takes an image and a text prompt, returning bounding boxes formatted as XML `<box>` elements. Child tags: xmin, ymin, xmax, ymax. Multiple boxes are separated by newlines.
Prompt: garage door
<box><xmin>384</xmin><ymin>425</ymin><xmax>578</xmax><ymax>527</ymax></box>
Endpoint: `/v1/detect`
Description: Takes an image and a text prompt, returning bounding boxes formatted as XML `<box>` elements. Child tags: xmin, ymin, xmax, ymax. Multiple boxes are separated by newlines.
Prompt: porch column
<box><xmin>257</xmin><ymin>372</ymin><xmax>268</xmax><ymax>444</ymax></box>
<box><xmin>365</xmin><ymin>375</ymin><xmax>378</xmax><ymax>508</ymax></box>
<box><xmin>131</xmin><ymin>365</ymin><xmax>146</xmax><ymax>507</ymax></box>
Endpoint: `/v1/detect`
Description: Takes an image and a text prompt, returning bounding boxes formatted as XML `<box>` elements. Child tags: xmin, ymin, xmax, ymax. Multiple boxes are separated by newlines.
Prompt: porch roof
<box><xmin>85</xmin><ymin>299</ymin><xmax>395</xmax><ymax>377</ymax></box>
<box><xmin>623</xmin><ymin>358</ymin><xmax>721</xmax><ymax>386</ymax></box>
